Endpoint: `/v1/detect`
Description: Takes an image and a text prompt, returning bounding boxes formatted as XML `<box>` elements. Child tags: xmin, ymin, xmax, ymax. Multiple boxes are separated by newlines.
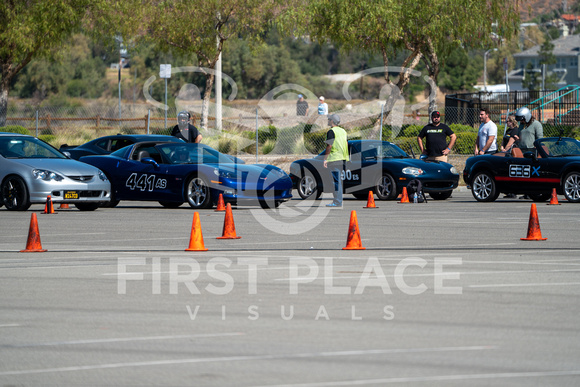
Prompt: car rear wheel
<box><xmin>298</xmin><ymin>173</ymin><xmax>321</xmax><ymax>200</ymax></box>
<box><xmin>375</xmin><ymin>174</ymin><xmax>397</xmax><ymax>200</ymax></box>
<box><xmin>563</xmin><ymin>171</ymin><xmax>580</xmax><ymax>203</ymax></box>
<box><xmin>159</xmin><ymin>201</ymin><xmax>184</xmax><ymax>208</ymax></box>
<box><xmin>75</xmin><ymin>203</ymin><xmax>100</xmax><ymax>211</ymax></box>
<box><xmin>1</xmin><ymin>176</ymin><xmax>31</xmax><ymax>211</ymax></box>
<box><xmin>185</xmin><ymin>176</ymin><xmax>212</xmax><ymax>209</ymax></box>
<box><xmin>471</xmin><ymin>172</ymin><xmax>499</xmax><ymax>202</ymax></box>
<box><xmin>429</xmin><ymin>191</ymin><xmax>452</xmax><ymax>200</ymax></box>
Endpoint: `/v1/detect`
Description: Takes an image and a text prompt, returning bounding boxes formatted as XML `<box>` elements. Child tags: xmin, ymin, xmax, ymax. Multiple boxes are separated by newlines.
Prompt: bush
<box><xmin>304</xmin><ymin>131</ymin><xmax>327</xmax><ymax>154</ymax></box>
<box><xmin>399</xmin><ymin>124</ymin><xmax>423</xmax><ymax>138</ymax></box>
<box><xmin>454</xmin><ymin>132</ymin><xmax>478</xmax><ymax>154</ymax></box>
<box><xmin>39</xmin><ymin>134</ymin><xmax>57</xmax><ymax>145</ymax></box>
<box><xmin>449</xmin><ymin>123</ymin><xmax>477</xmax><ymax>133</ymax></box>
<box><xmin>1</xmin><ymin>125</ymin><xmax>30</xmax><ymax>135</ymax></box>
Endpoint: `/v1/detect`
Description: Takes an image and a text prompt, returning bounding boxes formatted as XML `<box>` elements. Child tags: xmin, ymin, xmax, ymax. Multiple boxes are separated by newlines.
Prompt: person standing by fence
<box><xmin>475</xmin><ymin>107</ymin><xmax>497</xmax><ymax>155</ymax></box>
<box><xmin>417</xmin><ymin>111</ymin><xmax>456</xmax><ymax>162</ymax></box>
<box><xmin>171</xmin><ymin>111</ymin><xmax>202</xmax><ymax>143</ymax></box>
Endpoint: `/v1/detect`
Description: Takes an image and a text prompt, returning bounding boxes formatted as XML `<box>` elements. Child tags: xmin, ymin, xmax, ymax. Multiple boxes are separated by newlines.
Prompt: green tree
<box><xmin>438</xmin><ymin>48</ymin><xmax>481</xmax><ymax>91</ymax></box>
<box><xmin>538</xmin><ymin>39</ymin><xmax>559</xmax><ymax>89</ymax></box>
<box><xmin>522</xmin><ymin>61</ymin><xmax>540</xmax><ymax>90</ymax></box>
<box><xmin>140</xmin><ymin>0</ymin><xmax>286</xmax><ymax>128</ymax></box>
<box><xmin>0</xmin><ymin>0</ymin><xmax>127</xmax><ymax>126</ymax></box>
<box><xmin>282</xmin><ymin>0</ymin><xmax>519</xmax><ymax>115</ymax></box>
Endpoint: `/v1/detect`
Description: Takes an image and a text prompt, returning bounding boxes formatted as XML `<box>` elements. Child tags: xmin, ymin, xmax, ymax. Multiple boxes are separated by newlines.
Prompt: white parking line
<box><xmin>256</xmin><ymin>370</ymin><xmax>580</xmax><ymax>386</ymax></box>
<box><xmin>470</xmin><ymin>282</ymin><xmax>580</xmax><ymax>288</ymax></box>
<box><xmin>6</xmin><ymin>332</ymin><xmax>243</xmax><ymax>348</ymax></box>
<box><xmin>0</xmin><ymin>345</ymin><xmax>493</xmax><ymax>376</ymax></box>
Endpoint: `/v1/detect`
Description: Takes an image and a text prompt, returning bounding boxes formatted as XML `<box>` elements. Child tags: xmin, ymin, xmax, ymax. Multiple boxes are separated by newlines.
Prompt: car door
<box><xmin>503</xmin><ymin>155</ymin><xmax>552</xmax><ymax>192</ymax></box>
<box><xmin>114</xmin><ymin>144</ymin><xmax>170</xmax><ymax>201</ymax></box>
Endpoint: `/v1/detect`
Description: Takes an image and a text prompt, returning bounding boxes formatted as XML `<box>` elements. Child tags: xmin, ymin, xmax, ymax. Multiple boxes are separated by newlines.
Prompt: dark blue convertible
<box><xmin>463</xmin><ymin>137</ymin><xmax>580</xmax><ymax>202</ymax></box>
<box><xmin>80</xmin><ymin>141</ymin><xmax>292</xmax><ymax>209</ymax></box>
<box><xmin>289</xmin><ymin>140</ymin><xmax>460</xmax><ymax>200</ymax></box>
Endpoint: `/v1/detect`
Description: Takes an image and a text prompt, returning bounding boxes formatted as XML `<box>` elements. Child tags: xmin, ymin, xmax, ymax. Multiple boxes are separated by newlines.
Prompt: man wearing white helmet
<box><xmin>323</xmin><ymin>114</ymin><xmax>349</xmax><ymax>207</ymax></box>
<box><xmin>515</xmin><ymin>107</ymin><xmax>543</xmax><ymax>154</ymax></box>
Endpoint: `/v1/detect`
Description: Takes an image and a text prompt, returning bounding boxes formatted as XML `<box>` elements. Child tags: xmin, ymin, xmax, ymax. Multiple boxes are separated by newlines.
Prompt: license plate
<box><xmin>64</xmin><ymin>191</ymin><xmax>79</xmax><ymax>199</ymax></box>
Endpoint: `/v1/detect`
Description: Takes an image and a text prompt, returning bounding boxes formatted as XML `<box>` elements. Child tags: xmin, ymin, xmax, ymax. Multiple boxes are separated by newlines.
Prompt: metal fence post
<box><xmin>147</xmin><ymin>110</ymin><xmax>151</xmax><ymax>134</ymax></box>
<box><xmin>35</xmin><ymin>111</ymin><xmax>39</xmax><ymax>137</ymax></box>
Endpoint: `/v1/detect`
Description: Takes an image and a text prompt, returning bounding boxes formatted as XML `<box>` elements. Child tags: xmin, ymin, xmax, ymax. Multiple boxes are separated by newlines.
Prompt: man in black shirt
<box><xmin>296</xmin><ymin>94</ymin><xmax>309</xmax><ymax>116</ymax></box>
<box><xmin>417</xmin><ymin>111</ymin><xmax>456</xmax><ymax>162</ymax></box>
<box><xmin>171</xmin><ymin>111</ymin><xmax>202</xmax><ymax>143</ymax></box>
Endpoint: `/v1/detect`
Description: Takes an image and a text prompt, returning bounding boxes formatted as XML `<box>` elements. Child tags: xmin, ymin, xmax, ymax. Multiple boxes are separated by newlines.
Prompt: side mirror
<box><xmin>141</xmin><ymin>157</ymin><xmax>159</xmax><ymax>168</ymax></box>
<box><xmin>523</xmin><ymin>152</ymin><xmax>536</xmax><ymax>161</ymax></box>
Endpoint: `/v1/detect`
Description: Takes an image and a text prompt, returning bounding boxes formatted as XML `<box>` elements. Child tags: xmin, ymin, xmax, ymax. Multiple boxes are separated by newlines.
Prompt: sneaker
<box><xmin>326</xmin><ymin>202</ymin><xmax>342</xmax><ymax>207</ymax></box>
<box><xmin>519</xmin><ymin>195</ymin><xmax>529</xmax><ymax>199</ymax></box>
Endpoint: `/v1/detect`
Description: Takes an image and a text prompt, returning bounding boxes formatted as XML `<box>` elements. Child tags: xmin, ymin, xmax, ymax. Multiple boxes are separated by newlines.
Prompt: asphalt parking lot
<box><xmin>1</xmin><ymin>189</ymin><xmax>580</xmax><ymax>386</ymax></box>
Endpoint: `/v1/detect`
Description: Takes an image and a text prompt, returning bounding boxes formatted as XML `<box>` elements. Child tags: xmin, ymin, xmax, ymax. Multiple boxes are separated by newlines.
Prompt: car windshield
<box><xmin>538</xmin><ymin>138</ymin><xmax>580</xmax><ymax>157</ymax></box>
<box><xmin>157</xmin><ymin>143</ymin><xmax>236</xmax><ymax>165</ymax></box>
<box><xmin>0</xmin><ymin>136</ymin><xmax>66</xmax><ymax>159</ymax></box>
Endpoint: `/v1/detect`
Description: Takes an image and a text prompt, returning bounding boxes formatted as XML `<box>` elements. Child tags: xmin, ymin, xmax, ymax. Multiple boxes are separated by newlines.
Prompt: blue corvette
<box><xmin>289</xmin><ymin>140</ymin><xmax>460</xmax><ymax>200</ymax></box>
<box><xmin>80</xmin><ymin>141</ymin><xmax>292</xmax><ymax>209</ymax></box>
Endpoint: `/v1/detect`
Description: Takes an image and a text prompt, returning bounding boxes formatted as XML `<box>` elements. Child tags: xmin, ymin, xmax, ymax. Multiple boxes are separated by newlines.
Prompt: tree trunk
<box><xmin>200</xmin><ymin>72</ymin><xmax>216</xmax><ymax>130</ymax></box>
<box><xmin>0</xmin><ymin>79</ymin><xmax>8</xmax><ymax>127</ymax></box>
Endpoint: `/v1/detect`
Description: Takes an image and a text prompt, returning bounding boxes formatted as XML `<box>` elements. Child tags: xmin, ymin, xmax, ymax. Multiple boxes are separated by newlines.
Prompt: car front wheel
<box><xmin>375</xmin><ymin>174</ymin><xmax>397</xmax><ymax>200</ymax></box>
<box><xmin>297</xmin><ymin>173</ymin><xmax>321</xmax><ymax>200</ymax></box>
<box><xmin>185</xmin><ymin>176</ymin><xmax>212</xmax><ymax>209</ymax></box>
<box><xmin>1</xmin><ymin>176</ymin><xmax>31</xmax><ymax>211</ymax></box>
<box><xmin>471</xmin><ymin>172</ymin><xmax>499</xmax><ymax>202</ymax></box>
<box><xmin>563</xmin><ymin>171</ymin><xmax>580</xmax><ymax>203</ymax></box>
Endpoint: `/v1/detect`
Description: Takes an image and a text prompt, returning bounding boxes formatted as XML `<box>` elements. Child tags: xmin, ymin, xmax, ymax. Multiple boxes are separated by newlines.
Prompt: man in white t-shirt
<box><xmin>474</xmin><ymin>107</ymin><xmax>497</xmax><ymax>155</ymax></box>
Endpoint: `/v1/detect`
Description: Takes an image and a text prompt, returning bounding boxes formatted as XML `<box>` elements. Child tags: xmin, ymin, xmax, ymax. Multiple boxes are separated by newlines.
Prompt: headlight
<box><xmin>98</xmin><ymin>170</ymin><xmax>108</xmax><ymax>181</ymax></box>
<box><xmin>402</xmin><ymin>167</ymin><xmax>424</xmax><ymax>176</ymax></box>
<box><xmin>217</xmin><ymin>169</ymin><xmax>237</xmax><ymax>179</ymax></box>
<box><xmin>269</xmin><ymin>168</ymin><xmax>287</xmax><ymax>178</ymax></box>
<box><xmin>450</xmin><ymin>166</ymin><xmax>459</xmax><ymax>175</ymax></box>
<box><xmin>32</xmin><ymin>169</ymin><xmax>64</xmax><ymax>181</ymax></box>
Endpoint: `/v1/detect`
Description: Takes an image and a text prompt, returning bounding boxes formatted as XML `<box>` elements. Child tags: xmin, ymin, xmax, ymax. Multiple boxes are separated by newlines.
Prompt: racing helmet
<box><xmin>515</xmin><ymin>107</ymin><xmax>531</xmax><ymax>124</ymax></box>
<box><xmin>172</xmin><ymin>146</ymin><xmax>189</xmax><ymax>161</ymax></box>
<box><xmin>327</xmin><ymin>114</ymin><xmax>340</xmax><ymax>125</ymax></box>
<box><xmin>177</xmin><ymin>111</ymin><xmax>191</xmax><ymax>124</ymax></box>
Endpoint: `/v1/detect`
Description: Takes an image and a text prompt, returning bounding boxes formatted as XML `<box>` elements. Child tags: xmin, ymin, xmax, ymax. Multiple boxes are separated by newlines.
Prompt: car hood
<box><xmin>13</xmin><ymin>158</ymin><xmax>103</xmax><ymax>175</ymax></box>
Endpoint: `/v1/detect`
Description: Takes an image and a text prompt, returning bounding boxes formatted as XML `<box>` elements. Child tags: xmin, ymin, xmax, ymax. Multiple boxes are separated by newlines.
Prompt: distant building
<box><xmin>509</xmin><ymin>33</ymin><xmax>580</xmax><ymax>91</ymax></box>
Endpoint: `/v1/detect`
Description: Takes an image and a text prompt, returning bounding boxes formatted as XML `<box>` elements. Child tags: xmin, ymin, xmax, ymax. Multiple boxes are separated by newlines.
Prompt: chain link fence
<box><xmin>5</xmin><ymin>98</ymin><xmax>577</xmax><ymax>175</ymax></box>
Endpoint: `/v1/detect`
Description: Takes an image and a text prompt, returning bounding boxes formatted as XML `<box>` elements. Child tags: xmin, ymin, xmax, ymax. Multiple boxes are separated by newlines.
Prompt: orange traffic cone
<box><xmin>59</xmin><ymin>202</ymin><xmax>70</xmax><ymax>209</ymax></box>
<box><xmin>20</xmin><ymin>213</ymin><xmax>47</xmax><ymax>252</ymax></box>
<box><xmin>521</xmin><ymin>203</ymin><xmax>547</xmax><ymax>241</ymax></box>
<box><xmin>548</xmin><ymin>188</ymin><xmax>560</xmax><ymax>205</ymax></box>
<box><xmin>217</xmin><ymin>203</ymin><xmax>241</xmax><ymax>239</ymax></box>
<box><xmin>343</xmin><ymin>210</ymin><xmax>366</xmax><ymax>250</ymax></box>
<box><xmin>185</xmin><ymin>212</ymin><xmax>209</xmax><ymax>251</ymax></box>
<box><xmin>215</xmin><ymin>193</ymin><xmax>226</xmax><ymax>211</ymax></box>
<box><xmin>398</xmin><ymin>187</ymin><xmax>410</xmax><ymax>203</ymax></box>
<box><xmin>42</xmin><ymin>195</ymin><xmax>56</xmax><ymax>214</ymax></box>
<box><xmin>363</xmin><ymin>191</ymin><xmax>378</xmax><ymax>208</ymax></box>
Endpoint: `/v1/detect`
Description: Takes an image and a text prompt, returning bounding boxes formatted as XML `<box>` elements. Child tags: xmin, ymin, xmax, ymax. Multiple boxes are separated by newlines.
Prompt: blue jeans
<box><xmin>328</xmin><ymin>161</ymin><xmax>344</xmax><ymax>205</ymax></box>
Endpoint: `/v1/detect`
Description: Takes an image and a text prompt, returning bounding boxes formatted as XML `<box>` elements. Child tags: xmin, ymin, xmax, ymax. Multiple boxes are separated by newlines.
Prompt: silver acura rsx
<box><xmin>0</xmin><ymin>133</ymin><xmax>111</xmax><ymax>211</ymax></box>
